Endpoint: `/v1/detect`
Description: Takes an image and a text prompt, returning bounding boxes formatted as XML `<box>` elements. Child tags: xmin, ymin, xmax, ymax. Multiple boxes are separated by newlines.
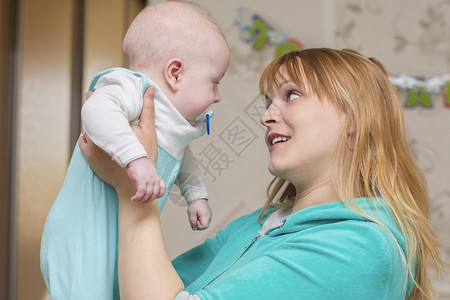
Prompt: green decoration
<box><xmin>247</xmin><ymin>18</ymin><xmax>270</xmax><ymax>50</ymax></box>
<box><xmin>275</xmin><ymin>39</ymin><xmax>302</xmax><ymax>58</ymax></box>
<box><xmin>405</xmin><ymin>84</ymin><xmax>432</xmax><ymax>108</ymax></box>
<box><xmin>443</xmin><ymin>80</ymin><xmax>450</xmax><ymax>108</ymax></box>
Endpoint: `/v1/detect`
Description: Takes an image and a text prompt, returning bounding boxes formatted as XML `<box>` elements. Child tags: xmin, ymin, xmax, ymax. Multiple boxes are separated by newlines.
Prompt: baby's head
<box><xmin>123</xmin><ymin>0</ymin><xmax>230</xmax><ymax>125</ymax></box>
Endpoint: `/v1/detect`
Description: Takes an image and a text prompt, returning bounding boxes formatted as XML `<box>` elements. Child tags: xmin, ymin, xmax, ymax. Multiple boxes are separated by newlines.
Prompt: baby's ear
<box><xmin>164</xmin><ymin>58</ymin><xmax>183</xmax><ymax>92</ymax></box>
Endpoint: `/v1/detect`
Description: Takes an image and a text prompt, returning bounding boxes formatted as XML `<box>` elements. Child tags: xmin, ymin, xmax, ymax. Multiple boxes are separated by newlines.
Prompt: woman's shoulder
<box><xmin>281</xmin><ymin>219</ymin><xmax>409</xmax><ymax>299</ymax></box>
<box><xmin>282</xmin><ymin>200</ymin><xmax>409</xmax><ymax>289</ymax></box>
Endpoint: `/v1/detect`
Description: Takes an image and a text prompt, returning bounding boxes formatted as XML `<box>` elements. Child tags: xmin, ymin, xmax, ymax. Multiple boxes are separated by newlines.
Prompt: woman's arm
<box><xmin>117</xmin><ymin>184</ymin><xmax>183</xmax><ymax>300</ymax></box>
<box><xmin>79</xmin><ymin>87</ymin><xmax>184</xmax><ymax>299</ymax></box>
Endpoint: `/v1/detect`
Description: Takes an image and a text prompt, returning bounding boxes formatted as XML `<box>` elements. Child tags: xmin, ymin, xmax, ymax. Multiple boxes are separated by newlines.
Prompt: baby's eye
<box><xmin>287</xmin><ymin>91</ymin><xmax>301</xmax><ymax>101</ymax></box>
<box><xmin>213</xmin><ymin>81</ymin><xmax>220</xmax><ymax>86</ymax></box>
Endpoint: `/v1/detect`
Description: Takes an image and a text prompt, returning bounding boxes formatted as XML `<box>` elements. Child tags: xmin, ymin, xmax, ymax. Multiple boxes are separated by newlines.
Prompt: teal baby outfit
<box><xmin>40</xmin><ymin>68</ymin><xmax>206</xmax><ymax>300</ymax></box>
<box><xmin>173</xmin><ymin>198</ymin><xmax>414</xmax><ymax>299</ymax></box>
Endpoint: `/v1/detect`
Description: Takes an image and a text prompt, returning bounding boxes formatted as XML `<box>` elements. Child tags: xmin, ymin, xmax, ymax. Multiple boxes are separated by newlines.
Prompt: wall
<box><xmin>155</xmin><ymin>0</ymin><xmax>450</xmax><ymax>298</ymax></box>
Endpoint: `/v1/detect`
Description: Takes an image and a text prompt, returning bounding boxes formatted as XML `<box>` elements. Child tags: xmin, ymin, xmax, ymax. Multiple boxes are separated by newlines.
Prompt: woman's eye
<box><xmin>264</xmin><ymin>96</ymin><xmax>272</xmax><ymax>108</ymax></box>
<box><xmin>287</xmin><ymin>91</ymin><xmax>301</xmax><ymax>101</ymax></box>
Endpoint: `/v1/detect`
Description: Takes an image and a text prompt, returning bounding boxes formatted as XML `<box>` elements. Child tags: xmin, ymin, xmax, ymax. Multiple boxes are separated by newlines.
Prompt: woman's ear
<box><xmin>347</xmin><ymin>116</ymin><xmax>356</xmax><ymax>135</ymax></box>
<box><xmin>345</xmin><ymin>118</ymin><xmax>356</xmax><ymax>151</ymax></box>
<box><xmin>164</xmin><ymin>58</ymin><xmax>183</xmax><ymax>92</ymax></box>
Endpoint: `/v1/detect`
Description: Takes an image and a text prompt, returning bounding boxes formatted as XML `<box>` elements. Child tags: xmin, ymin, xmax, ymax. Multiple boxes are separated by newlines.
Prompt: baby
<box><xmin>40</xmin><ymin>1</ymin><xmax>230</xmax><ymax>299</ymax></box>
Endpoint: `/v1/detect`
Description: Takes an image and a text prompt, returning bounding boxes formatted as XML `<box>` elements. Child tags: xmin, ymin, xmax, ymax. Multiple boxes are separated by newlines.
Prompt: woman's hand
<box><xmin>78</xmin><ymin>87</ymin><xmax>158</xmax><ymax>194</ymax></box>
<box><xmin>78</xmin><ymin>131</ymin><xmax>129</xmax><ymax>188</ymax></box>
<box><xmin>130</xmin><ymin>87</ymin><xmax>158</xmax><ymax>165</ymax></box>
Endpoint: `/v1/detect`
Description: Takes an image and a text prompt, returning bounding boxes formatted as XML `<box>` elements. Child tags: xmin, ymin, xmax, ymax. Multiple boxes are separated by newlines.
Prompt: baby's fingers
<box><xmin>187</xmin><ymin>211</ymin><xmax>200</xmax><ymax>231</ymax></box>
<box><xmin>197</xmin><ymin>214</ymin><xmax>211</xmax><ymax>231</ymax></box>
<box><xmin>131</xmin><ymin>182</ymin><xmax>146</xmax><ymax>202</ymax></box>
<box><xmin>157</xmin><ymin>179</ymin><xmax>166</xmax><ymax>199</ymax></box>
<box><xmin>141</xmin><ymin>177</ymin><xmax>163</xmax><ymax>203</ymax></box>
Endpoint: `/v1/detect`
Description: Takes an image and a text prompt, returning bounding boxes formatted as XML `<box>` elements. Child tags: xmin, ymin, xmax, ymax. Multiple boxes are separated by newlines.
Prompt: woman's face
<box><xmin>260</xmin><ymin>70</ymin><xmax>347</xmax><ymax>190</ymax></box>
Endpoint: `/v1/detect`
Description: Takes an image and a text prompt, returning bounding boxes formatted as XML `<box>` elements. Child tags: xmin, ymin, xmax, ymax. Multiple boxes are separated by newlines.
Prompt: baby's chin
<box><xmin>181</xmin><ymin>114</ymin><xmax>196</xmax><ymax>126</ymax></box>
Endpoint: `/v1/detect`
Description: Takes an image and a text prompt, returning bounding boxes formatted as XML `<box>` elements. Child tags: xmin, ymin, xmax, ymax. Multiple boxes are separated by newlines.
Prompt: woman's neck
<box><xmin>291</xmin><ymin>178</ymin><xmax>341</xmax><ymax>214</ymax></box>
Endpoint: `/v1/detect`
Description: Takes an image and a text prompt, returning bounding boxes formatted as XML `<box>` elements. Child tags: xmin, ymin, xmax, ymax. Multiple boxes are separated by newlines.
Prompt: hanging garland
<box><xmin>234</xmin><ymin>8</ymin><xmax>303</xmax><ymax>57</ymax></box>
<box><xmin>234</xmin><ymin>8</ymin><xmax>450</xmax><ymax>109</ymax></box>
<box><xmin>390</xmin><ymin>74</ymin><xmax>450</xmax><ymax>108</ymax></box>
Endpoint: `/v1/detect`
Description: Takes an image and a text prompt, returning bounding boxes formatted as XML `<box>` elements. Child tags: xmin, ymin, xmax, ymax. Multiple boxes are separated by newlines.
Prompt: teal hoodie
<box><xmin>173</xmin><ymin>198</ymin><xmax>413</xmax><ymax>299</ymax></box>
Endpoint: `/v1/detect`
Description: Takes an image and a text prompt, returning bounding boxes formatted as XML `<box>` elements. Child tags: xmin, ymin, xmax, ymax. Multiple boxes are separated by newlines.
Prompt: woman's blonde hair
<box><xmin>258</xmin><ymin>48</ymin><xmax>444</xmax><ymax>299</ymax></box>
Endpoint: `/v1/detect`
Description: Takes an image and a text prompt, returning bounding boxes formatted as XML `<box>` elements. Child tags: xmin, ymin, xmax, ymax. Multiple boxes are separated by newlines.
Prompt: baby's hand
<box><xmin>126</xmin><ymin>157</ymin><xmax>166</xmax><ymax>203</ymax></box>
<box><xmin>187</xmin><ymin>199</ymin><xmax>212</xmax><ymax>231</ymax></box>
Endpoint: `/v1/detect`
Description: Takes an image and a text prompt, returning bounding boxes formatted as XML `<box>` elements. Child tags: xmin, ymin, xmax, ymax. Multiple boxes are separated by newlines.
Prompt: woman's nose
<box><xmin>260</xmin><ymin>104</ymin><xmax>280</xmax><ymax>127</ymax></box>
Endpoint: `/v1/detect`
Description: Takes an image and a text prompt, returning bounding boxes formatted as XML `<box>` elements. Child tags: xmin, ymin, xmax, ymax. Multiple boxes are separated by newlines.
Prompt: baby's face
<box><xmin>174</xmin><ymin>36</ymin><xmax>230</xmax><ymax>126</ymax></box>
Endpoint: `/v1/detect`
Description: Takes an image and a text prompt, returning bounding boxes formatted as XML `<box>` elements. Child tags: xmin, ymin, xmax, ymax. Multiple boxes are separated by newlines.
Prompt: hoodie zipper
<box><xmin>204</xmin><ymin>218</ymin><xmax>287</xmax><ymax>287</ymax></box>
<box><xmin>205</xmin><ymin>235</ymin><xmax>261</xmax><ymax>287</ymax></box>
<box><xmin>245</xmin><ymin>235</ymin><xmax>260</xmax><ymax>248</ymax></box>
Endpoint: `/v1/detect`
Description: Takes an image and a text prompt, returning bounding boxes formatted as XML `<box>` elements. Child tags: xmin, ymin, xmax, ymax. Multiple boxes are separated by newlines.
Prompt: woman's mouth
<box><xmin>267</xmin><ymin>133</ymin><xmax>291</xmax><ymax>150</ymax></box>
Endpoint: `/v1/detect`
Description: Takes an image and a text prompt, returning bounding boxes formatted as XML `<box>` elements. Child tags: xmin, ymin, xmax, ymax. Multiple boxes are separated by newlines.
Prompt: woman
<box><xmin>80</xmin><ymin>48</ymin><xmax>444</xmax><ymax>299</ymax></box>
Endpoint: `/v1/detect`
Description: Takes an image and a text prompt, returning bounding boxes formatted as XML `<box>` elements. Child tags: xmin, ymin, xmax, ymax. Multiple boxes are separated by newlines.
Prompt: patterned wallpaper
<box><xmin>336</xmin><ymin>0</ymin><xmax>450</xmax><ymax>74</ymax></box>
<box><xmin>159</xmin><ymin>0</ymin><xmax>450</xmax><ymax>298</ymax></box>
